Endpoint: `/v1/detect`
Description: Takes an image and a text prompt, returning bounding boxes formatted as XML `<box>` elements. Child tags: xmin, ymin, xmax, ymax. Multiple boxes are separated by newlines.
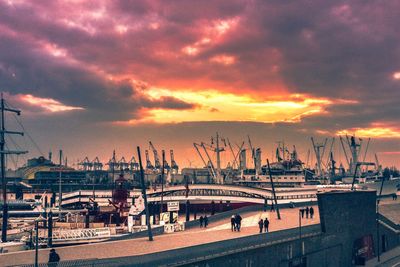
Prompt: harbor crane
<box><xmin>118</xmin><ymin>157</ymin><xmax>130</xmax><ymax>171</ymax></box>
<box><xmin>193</xmin><ymin>132</ymin><xmax>227</xmax><ymax>184</ymax></box>
<box><xmin>170</xmin><ymin>150</ymin><xmax>179</xmax><ymax>174</ymax></box>
<box><xmin>162</xmin><ymin>149</ymin><xmax>170</xmax><ymax>170</ymax></box>
<box><xmin>149</xmin><ymin>141</ymin><xmax>161</xmax><ymax>170</ymax></box>
<box><xmin>129</xmin><ymin>156</ymin><xmax>139</xmax><ymax>171</ymax></box>
<box><xmin>227</xmin><ymin>139</ymin><xmax>241</xmax><ymax>169</ymax></box>
<box><xmin>311</xmin><ymin>137</ymin><xmax>328</xmax><ymax>178</ymax></box>
<box><xmin>92</xmin><ymin>157</ymin><xmax>103</xmax><ymax>171</ymax></box>
<box><xmin>78</xmin><ymin>157</ymin><xmax>93</xmax><ymax>171</ymax></box>
<box><xmin>145</xmin><ymin>150</ymin><xmax>154</xmax><ymax>170</ymax></box>
<box><xmin>193</xmin><ymin>142</ymin><xmax>217</xmax><ymax>182</ymax></box>
<box><xmin>106</xmin><ymin>150</ymin><xmax>119</xmax><ymax>171</ymax></box>
<box><xmin>248</xmin><ymin>135</ymin><xmax>256</xmax><ymax>168</ymax></box>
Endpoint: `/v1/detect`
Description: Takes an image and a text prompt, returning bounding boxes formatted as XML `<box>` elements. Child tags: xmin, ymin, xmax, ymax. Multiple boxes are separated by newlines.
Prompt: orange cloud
<box><xmin>336</xmin><ymin>124</ymin><xmax>400</xmax><ymax>138</ymax></box>
<box><xmin>118</xmin><ymin>88</ymin><xmax>343</xmax><ymax>124</ymax></box>
<box><xmin>19</xmin><ymin>94</ymin><xmax>84</xmax><ymax>112</ymax></box>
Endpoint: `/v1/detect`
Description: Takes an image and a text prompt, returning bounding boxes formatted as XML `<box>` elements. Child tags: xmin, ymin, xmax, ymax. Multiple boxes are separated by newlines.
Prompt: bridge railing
<box><xmin>52</xmin><ymin>227</ymin><xmax>111</xmax><ymax>241</ymax></box>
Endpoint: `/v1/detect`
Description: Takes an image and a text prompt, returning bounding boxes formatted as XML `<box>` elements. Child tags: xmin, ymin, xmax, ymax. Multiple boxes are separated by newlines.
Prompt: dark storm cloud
<box><xmin>0</xmin><ymin>30</ymin><xmax>196</xmax><ymax>122</ymax></box>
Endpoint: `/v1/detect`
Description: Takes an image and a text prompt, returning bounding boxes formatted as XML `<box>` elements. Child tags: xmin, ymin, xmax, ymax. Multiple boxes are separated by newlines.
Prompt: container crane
<box><xmin>170</xmin><ymin>150</ymin><xmax>179</xmax><ymax>174</ymax></box>
<box><xmin>92</xmin><ymin>157</ymin><xmax>103</xmax><ymax>171</ymax></box>
<box><xmin>161</xmin><ymin>149</ymin><xmax>170</xmax><ymax>170</ymax></box>
<box><xmin>129</xmin><ymin>156</ymin><xmax>139</xmax><ymax>171</ymax></box>
<box><xmin>78</xmin><ymin>157</ymin><xmax>93</xmax><ymax>171</ymax></box>
<box><xmin>145</xmin><ymin>150</ymin><xmax>154</xmax><ymax>170</ymax></box>
<box><xmin>149</xmin><ymin>141</ymin><xmax>161</xmax><ymax>170</ymax></box>
<box><xmin>119</xmin><ymin>157</ymin><xmax>129</xmax><ymax>171</ymax></box>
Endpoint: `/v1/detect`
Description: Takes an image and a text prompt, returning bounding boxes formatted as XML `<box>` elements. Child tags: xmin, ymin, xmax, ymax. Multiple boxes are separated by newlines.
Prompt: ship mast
<box><xmin>1</xmin><ymin>93</ymin><xmax>27</xmax><ymax>242</ymax></box>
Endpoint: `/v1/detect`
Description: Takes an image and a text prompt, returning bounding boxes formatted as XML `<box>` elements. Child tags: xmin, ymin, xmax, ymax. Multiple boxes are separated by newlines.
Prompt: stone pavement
<box><xmin>0</xmin><ymin>206</ymin><xmax>319</xmax><ymax>266</ymax></box>
<box><xmin>378</xmin><ymin>198</ymin><xmax>400</xmax><ymax>224</ymax></box>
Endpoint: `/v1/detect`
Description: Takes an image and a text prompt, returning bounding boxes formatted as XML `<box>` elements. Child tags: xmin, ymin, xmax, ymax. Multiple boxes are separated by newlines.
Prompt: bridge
<box><xmin>60</xmin><ymin>184</ymin><xmax>317</xmax><ymax>208</ymax></box>
<box><xmin>147</xmin><ymin>184</ymin><xmax>317</xmax><ymax>204</ymax></box>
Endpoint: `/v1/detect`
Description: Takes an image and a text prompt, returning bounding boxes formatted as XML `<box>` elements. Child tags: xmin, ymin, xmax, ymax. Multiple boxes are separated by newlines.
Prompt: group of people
<box><xmin>258</xmin><ymin>218</ymin><xmax>270</xmax><ymax>233</ymax></box>
<box><xmin>199</xmin><ymin>215</ymin><xmax>209</xmax><ymax>228</ymax></box>
<box><xmin>299</xmin><ymin>206</ymin><xmax>314</xmax><ymax>219</ymax></box>
<box><xmin>230</xmin><ymin>214</ymin><xmax>243</xmax><ymax>231</ymax></box>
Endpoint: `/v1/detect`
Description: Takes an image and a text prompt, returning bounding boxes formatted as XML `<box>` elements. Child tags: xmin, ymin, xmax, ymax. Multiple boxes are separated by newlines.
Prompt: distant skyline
<box><xmin>1</xmin><ymin>0</ymin><xmax>400</xmax><ymax>169</ymax></box>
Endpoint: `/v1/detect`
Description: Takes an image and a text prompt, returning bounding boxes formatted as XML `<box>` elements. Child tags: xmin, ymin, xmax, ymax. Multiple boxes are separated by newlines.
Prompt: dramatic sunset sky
<box><xmin>1</xmin><ymin>0</ymin><xmax>400</xmax><ymax>169</ymax></box>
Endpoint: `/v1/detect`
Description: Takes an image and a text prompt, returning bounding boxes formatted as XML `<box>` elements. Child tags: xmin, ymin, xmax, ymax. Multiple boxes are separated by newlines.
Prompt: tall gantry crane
<box><xmin>129</xmin><ymin>156</ymin><xmax>139</xmax><ymax>171</ymax></box>
<box><xmin>145</xmin><ymin>150</ymin><xmax>154</xmax><ymax>170</ymax></box>
<box><xmin>162</xmin><ymin>149</ymin><xmax>170</xmax><ymax>170</ymax></box>
<box><xmin>92</xmin><ymin>157</ymin><xmax>103</xmax><ymax>171</ymax></box>
<box><xmin>170</xmin><ymin>149</ymin><xmax>179</xmax><ymax>174</ymax></box>
<box><xmin>78</xmin><ymin>157</ymin><xmax>93</xmax><ymax>171</ymax></box>
<box><xmin>119</xmin><ymin>156</ymin><xmax>129</xmax><ymax>171</ymax></box>
<box><xmin>149</xmin><ymin>141</ymin><xmax>161</xmax><ymax>170</ymax></box>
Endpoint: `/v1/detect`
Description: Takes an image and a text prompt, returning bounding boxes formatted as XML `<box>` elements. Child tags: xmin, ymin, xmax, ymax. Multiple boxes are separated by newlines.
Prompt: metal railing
<box><xmin>52</xmin><ymin>227</ymin><xmax>111</xmax><ymax>242</ymax></box>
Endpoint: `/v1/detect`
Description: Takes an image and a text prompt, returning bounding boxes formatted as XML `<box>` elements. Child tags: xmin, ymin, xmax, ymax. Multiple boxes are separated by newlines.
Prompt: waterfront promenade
<box><xmin>0</xmin><ymin>206</ymin><xmax>319</xmax><ymax>266</ymax></box>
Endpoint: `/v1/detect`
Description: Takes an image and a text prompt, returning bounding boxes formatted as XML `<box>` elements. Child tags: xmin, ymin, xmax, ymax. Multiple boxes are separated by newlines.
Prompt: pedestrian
<box><xmin>235</xmin><ymin>214</ymin><xmax>242</xmax><ymax>231</ymax></box>
<box><xmin>270</xmin><ymin>203</ymin><xmax>275</xmax><ymax>212</ymax></box>
<box><xmin>258</xmin><ymin>219</ymin><xmax>263</xmax><ymax>233</ymax></box>
<box><xmin>310</xmin><ymin>207</ymin><xmax>314</xmax><ymax>219</ymax></box>
<box><xmin>199</xmin><ymin>216</ymin><xmax>204</xmax><ymax>228</ymax></box>
<box><xmin>48</xmin><ymin>248</ymin><xmax>60</xmax><ymax>265</ymax></box>
<box><xmin>264</xmin><ymin>218</ymin><xmax>269</xmax><ymax>233</ymax></box>
<box><xmin>204</xmin><ymin>215</ymin><xmax>208</xmax><ymax>228</ymax></box>
<box><xmin>300</xmin><ymin>208</ymin><xmax>305</xmax><ymax>218</ymax></box>
<box><xmin>306</xmin><ymin>206</ymin><xmax>309</xmax><ymax>219</ymax></box>
<box><xmin>231</xmin><ymin>215</ymin><xmax>236</xmax><ymax>232</ymax></box>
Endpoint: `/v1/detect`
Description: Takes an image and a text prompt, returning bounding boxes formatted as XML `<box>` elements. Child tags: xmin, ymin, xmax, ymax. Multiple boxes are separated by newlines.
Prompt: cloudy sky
<box><xmin>1</xmin><ymin>0</ymin><xmax>400</xmax><ymax>169</ymax></box>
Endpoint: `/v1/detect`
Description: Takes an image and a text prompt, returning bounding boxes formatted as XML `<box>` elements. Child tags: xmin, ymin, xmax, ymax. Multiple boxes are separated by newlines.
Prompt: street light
<box><xmin>34</xmin><ymin>214</ymin><xmax>47</xmax><ymax>267</ymax></box>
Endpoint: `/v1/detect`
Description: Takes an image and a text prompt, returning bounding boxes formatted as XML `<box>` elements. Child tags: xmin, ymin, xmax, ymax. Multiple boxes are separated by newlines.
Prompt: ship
<box><xmin>234</xmin><ymin>144</ymin><xmax>306</xmax><ymax>187</ymax></box>
<box><xmin>311</xmin><ymin>135</ymin><xmax>400</xmax><ymax>196</ymax></box>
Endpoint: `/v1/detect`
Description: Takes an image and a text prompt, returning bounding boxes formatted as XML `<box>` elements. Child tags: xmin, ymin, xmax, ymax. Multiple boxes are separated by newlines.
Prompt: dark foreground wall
<box><xmin>317</xmin><ymin>190</ymin><xmax>377</xmax><ymax>266</ymax></box>
<box><xmin>181</xmin><ymin>190</ymin><xmax>378</xmax><ymax>267</ymax></box>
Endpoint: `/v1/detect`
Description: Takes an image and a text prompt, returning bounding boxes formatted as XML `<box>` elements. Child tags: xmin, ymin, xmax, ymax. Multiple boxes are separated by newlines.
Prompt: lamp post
<box><xmin>34</xmin><ymin>214</ymin><xmax>46</xmax><ymax>267</ymax></box>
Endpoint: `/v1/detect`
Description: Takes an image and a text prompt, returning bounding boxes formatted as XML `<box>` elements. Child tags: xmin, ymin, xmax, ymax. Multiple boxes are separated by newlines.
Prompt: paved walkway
<box><xmin>0</xmin><ymin>206</ymin><xmax>319</xmax><ymax>266</ymax></box>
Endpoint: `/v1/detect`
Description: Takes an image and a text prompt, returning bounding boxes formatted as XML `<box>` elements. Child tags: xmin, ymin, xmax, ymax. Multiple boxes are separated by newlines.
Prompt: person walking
<box><xmin>300</xmin><ymin>208</ymin><xmax>305</xmax><ymax>219</ymax></box>
<box><xmin>199</xmin><ymin>216</ymin><xmax>204</xmax><ymax>228</ymax></box>
<box><xmin>305</xmin><ymin>206</ymin><xmax>310</xmax><ymax>219</ymax></box>
<box><xmin>231</xmin><ymin>215</ymin><xmax>236</xmax><ymax>231</ymax></box>
<box><xmin>235</xmin><ymin>214</ymin><xmax>242</xmax><ymax>231</ymax></box>
<box><xmin>310</xmin><ymin>207</ymin><xmax>314</xmax><ymax>219</ymax></box>
<box><xmin>264</xmin><ymin>218</ymin><xmax>270</xmax><ymax>233</ymax></box>
<box><xmin>258</xmin><ymin>219</ymin><xmax>264</xmax><ymax>233</ymax></box>
<box><xmin>204</xmin><ymin>215</ymin><xmax>209</xmax><ymax>228</ymax></box>
<box><xmin>48</xmin><ymin>248</ymin><xmax>60</xmax><ymax>265</ymax></box>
